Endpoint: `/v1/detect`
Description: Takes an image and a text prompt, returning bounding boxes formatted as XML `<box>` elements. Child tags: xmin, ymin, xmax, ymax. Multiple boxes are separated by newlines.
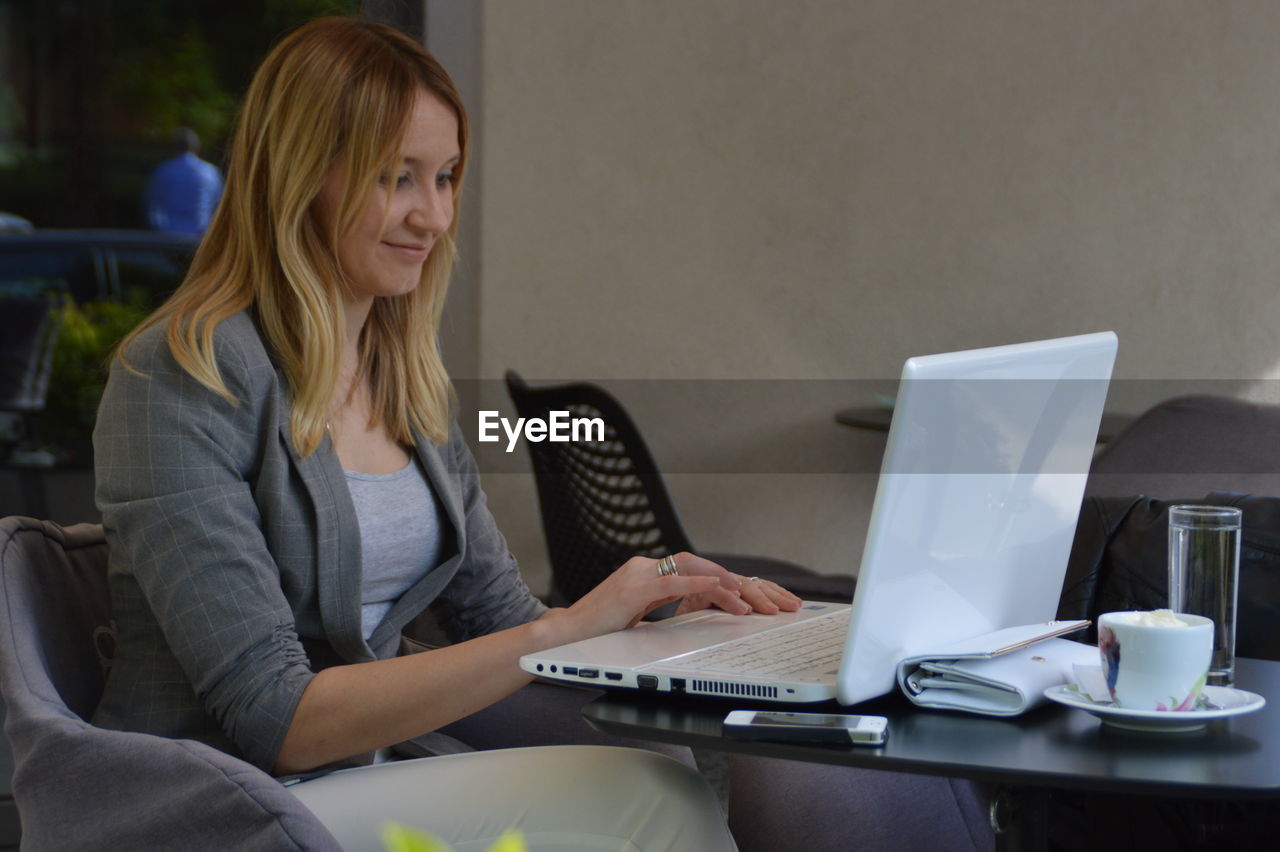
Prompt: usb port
<box><xmin>563</xmin><ymin>666</ymin><xmax>578</xmax><ymax>676</ymax></box>
<box><xmin>578</xmin><ymin>668</ymin><xmax>599</xmax><ymax>679</ymax></box>
<box><xmin>637</xmin><ymin>675</ymin><xmax>658</xmax><ymax>689</ymax></box>
<box><xmin>605</xmin><ymin>672</ymin><xmax>623</xmax><ymax>681</ymax></box>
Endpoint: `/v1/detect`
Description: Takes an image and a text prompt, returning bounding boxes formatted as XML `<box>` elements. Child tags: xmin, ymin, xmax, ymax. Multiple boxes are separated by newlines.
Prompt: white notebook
<box><xmin>897</xmin><ymin>621</ymin><xmax>1094</xmax><ymax>716</ymax></box>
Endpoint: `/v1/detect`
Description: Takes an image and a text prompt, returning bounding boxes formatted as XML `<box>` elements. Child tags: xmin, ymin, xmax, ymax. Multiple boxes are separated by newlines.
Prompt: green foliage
<box><xmin>41</xmin><ymin>297</ymin><xmax>150</xmax><ymax>466</ymax></box>
<box><xmin>109</xmin><ymin>28</ymin><xmax>238</xmax><ymax>149</ymax></box>
<box><xmin>0</xmin><ymin>0</ymin><xmax>360</xmax><ymax>227</ymax></box>
<box><xmin>104</xmin><ymin>0</ymin><xmax>359</xmax><ymax>149</ymax></box>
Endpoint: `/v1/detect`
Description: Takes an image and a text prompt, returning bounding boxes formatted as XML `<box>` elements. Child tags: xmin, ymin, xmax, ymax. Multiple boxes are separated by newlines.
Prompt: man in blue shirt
<box><xmin>144</xmin><ymin>128</ymin><xmax>223</xmax><ymax>235</ymax></box>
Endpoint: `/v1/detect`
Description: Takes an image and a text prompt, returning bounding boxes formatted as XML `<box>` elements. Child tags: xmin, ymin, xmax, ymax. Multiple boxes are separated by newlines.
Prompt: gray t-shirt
<box><xmin>344</xmin><ymin>457</ymin><xmax>443</xmax><ymax>639</ymax></box>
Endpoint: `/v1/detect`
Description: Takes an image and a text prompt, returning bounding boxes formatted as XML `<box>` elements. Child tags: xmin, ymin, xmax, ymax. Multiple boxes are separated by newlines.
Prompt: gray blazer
<box><xmin>92</xmin><ymin>311</ymin><xmax>545</xmax><ymax>772</ymax></box>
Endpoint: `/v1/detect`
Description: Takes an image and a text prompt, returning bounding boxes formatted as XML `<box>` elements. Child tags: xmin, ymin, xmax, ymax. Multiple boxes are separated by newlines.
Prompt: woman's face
<box><xmin>317</xmin><ymin>89</ymin><xmax>460</xmax><ymax>305</ymax></box>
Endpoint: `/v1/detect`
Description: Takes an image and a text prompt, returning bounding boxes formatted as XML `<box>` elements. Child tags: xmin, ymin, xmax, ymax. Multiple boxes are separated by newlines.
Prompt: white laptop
<box><xmin>520</xmin><ymin>332</ymin><xmax>1118</xmax><ymax>706</ymax></box>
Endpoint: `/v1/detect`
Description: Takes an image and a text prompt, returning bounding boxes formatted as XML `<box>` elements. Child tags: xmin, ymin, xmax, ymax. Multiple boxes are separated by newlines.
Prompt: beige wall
<box><xmin>432</xmin><ymin>0</ymin><xmax>1280</xmax><ymax>596</ymax></box>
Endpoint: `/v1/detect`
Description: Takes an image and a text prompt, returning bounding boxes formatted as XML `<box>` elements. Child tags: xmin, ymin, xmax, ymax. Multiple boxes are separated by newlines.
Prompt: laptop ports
<box><xmin>671</xmin><ymin>678</ymin><xmax>686</xmax><ymax>693</ymax></box>
<box><xmin>637</xmin><ymin>675</ymin><xmax>659</xmax><ymax>690</ymax></box>
<box><xmin>577</xmin><ymin>668</ymin><xmax>599</xmax><ymax>679</ymax></box>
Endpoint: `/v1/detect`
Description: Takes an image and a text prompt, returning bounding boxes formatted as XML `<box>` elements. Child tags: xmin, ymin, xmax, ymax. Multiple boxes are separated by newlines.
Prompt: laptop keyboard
<box><xmin>661</xmin><ymin>609</ymin><xmax>850</xmax><ymax>681</ymax></box>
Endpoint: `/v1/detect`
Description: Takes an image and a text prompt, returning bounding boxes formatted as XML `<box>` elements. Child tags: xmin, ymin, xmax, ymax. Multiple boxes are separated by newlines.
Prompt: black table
<box><xmin>583</xmin><ymin>657</ymin><xmax>1279</xmax><ymax>850</ymax></box>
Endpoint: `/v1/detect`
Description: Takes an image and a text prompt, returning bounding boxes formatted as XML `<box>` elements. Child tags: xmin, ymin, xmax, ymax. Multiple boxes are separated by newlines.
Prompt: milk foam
<box><xmin>1113</xmin><ymin>609</ymin><xmax>1189</xmax><ymax>628</ymax></box>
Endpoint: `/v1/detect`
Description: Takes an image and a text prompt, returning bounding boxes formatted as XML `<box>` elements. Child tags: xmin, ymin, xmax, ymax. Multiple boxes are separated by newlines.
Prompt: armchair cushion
<box><xmin>11</xmin><ymin>716</ymin><xmax>340</xmax><ymax>851</ymax></box>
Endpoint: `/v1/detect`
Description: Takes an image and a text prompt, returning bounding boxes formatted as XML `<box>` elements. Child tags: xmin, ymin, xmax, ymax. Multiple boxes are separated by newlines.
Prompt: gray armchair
<box><xmin>1085</xmin><ymin>394</ymin><xmax>1280</xmax><ymax>498</ymax></box>
<box><xmin>0</xmin><ymin>516</ymin><xmax>342</xmax><ymax>851</ymax></box>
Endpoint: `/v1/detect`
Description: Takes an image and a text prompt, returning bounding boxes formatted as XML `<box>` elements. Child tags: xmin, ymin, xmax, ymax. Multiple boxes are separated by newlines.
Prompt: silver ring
<box><xmin>748</xmin><ymin>576</ymin><xmax>762</xmax><ymax>583</ymax></box>
<box><xmin>656</xmin><ymin>555</ymin><xmax>679</xmax><ymax>577</ymax></box>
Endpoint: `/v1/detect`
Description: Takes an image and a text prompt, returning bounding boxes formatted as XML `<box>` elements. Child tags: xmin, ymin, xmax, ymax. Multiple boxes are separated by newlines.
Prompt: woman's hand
<box><xmin>676</xmin><ymin>572</ymin><xmax>802</xmax><ymax>617</ymax></box>
<box><xmin>551</xmin><ymin>553</ymin><xmax>736</xmax><ymax>639</ymax></box>
<box><xmin>545</xmin><ymin>553</ymin><xmax>804</xmax><ymax>647</ymax></box>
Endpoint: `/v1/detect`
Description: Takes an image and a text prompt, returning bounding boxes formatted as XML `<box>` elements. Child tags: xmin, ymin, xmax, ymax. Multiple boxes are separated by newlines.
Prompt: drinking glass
<box><xmin>1168</xmin><ymin>505</ymin><xmax>1241</xmax><ymax>687</ymax></box>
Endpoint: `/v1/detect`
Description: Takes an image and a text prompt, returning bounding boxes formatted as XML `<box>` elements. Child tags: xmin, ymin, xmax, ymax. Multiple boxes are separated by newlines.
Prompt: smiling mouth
<box><xmin>384</xmin><ymin>241</ymin><xmax>431</xmax><ymax>259</ymax></box>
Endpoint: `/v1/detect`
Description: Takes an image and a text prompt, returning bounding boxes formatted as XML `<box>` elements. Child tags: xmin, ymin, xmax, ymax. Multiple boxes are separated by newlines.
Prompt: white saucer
<box><xmin>1044</xmin><ymin>684</ymin><xmax>1267</xmax><ymax>733</ymax></box>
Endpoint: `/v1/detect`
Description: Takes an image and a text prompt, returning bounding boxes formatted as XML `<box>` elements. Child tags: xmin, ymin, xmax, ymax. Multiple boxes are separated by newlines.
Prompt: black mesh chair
<box><xmin>504</xmin><ymin>370</ymin><xmax>854</xmax><ymax>608</ymax></box>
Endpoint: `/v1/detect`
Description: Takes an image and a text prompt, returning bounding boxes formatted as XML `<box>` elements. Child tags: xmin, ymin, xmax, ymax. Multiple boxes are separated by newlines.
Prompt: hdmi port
<box><xmin>605</xmin><ymin>672</ymin><xmax>623</xmax><ymax>681</ymax></box>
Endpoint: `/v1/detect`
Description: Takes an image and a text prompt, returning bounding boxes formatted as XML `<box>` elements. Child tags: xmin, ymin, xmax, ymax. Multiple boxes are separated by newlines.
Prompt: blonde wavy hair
<box><xmin>120</xmin><ymin>17</ymin><xmax>469</xmax><ymax>455</ymax></box>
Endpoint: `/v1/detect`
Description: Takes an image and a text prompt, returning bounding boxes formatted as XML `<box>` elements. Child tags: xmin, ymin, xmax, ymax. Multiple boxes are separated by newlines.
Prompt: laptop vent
<box><xmin>691</xmin><ymin>680</ymin><xmax>778</xmax><ymax>699</ymax></box>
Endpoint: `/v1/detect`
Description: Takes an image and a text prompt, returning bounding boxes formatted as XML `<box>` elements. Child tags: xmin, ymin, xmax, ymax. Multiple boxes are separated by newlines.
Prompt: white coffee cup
<box><xmin>1097</xmin><ymin>610</ymin><xmax>1213</xmax><ymax>711</ymax></box>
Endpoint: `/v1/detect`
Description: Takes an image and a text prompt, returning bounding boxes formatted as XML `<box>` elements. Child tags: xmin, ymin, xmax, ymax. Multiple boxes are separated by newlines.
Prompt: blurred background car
<box><xmin>0</xmin><ymin>228</ymin><xmax>198</xmax><ymax>304</ymax></box>
<box><xmin>0</xmin><ymin>228</ymin><xmax>199</xmax><ymax>477</ymax></box>
<box><xmin>0</xmin><ymin>213</ymin><xmax>32</xmax><ymax>234</ymax></box>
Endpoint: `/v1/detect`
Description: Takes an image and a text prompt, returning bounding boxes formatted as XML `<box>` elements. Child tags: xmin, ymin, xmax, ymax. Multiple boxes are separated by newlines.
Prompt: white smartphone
<box><xmin>723</xmin><ymin>710</ymin><xmax>889</xmax><ymax>746</ymax></box>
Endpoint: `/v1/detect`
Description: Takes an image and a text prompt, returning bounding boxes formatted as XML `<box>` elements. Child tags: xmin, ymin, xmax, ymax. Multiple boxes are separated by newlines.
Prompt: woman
<box><xmin>93</xmin><ymin>16</ymin><xmax>799</xmax><ymax>851</ymax></box>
